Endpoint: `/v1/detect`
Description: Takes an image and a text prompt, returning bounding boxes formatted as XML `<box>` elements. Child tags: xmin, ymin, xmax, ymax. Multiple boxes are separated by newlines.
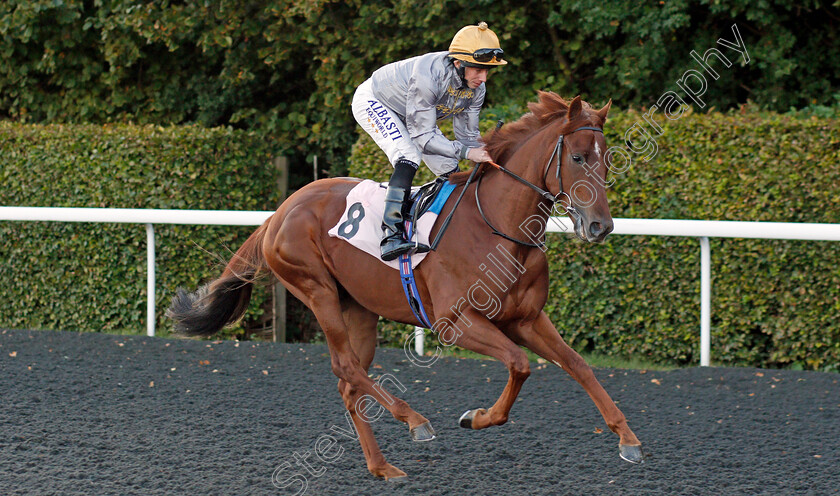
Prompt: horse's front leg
<box><xmin>509</xmin><ymin>311</ymin><xmax>644</xmax><ymax>463</ymax></box>
<box><xmin>444</xmin><ymin>309</ymin><xmax>531</xmax><ymax>430</ymax></box>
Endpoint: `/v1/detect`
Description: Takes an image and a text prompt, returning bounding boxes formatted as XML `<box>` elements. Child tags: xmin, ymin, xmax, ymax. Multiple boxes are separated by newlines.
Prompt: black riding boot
<box><xmin>380</xmin><ymin>159</ymin><xmax>430</xmax><ymax>261</ymax></box>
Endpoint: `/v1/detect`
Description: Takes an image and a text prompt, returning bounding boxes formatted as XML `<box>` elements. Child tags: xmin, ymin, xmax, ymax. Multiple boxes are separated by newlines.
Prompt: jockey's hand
<box><xmin>467</xmin><ymin>146</ymin><xmax>492</xmax><ymax>163</ymax></box>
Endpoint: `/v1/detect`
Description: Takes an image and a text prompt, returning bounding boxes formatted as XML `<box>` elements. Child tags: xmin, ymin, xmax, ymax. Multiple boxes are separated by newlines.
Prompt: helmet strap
<box><xmin>452</xmin><ymin>58</ymin><xmax>469</xmax><ymax>88</ymax></box>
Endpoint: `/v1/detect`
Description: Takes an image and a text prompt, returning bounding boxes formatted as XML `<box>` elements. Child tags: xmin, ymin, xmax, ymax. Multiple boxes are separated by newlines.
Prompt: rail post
<box><xmin>700</xmin><ymin>236</ymin><xmax>711</xmax><ymax>366</ymax></box>
<box><xmin>146</xmin><ymin>223</ymin><xmax>156</xmax><ymax>337</ymax></box>
<box><xmin>414</xmin><ymin>326</ymin><xmax>424</xmax><ymax>356</ymax></box>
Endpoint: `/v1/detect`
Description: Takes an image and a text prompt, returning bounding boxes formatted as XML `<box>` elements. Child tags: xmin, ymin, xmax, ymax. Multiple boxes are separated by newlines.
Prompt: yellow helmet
<box><xmin>448</xmin><ymin>22</ymin><xmax>507</xmax><ymax>67</ymax></box>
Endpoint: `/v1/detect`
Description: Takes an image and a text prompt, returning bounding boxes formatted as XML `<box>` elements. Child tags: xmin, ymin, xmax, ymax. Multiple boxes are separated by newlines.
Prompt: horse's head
<box><xmin>484</xmin><ymin>91</ymin><xmax>615</xmax><ymax>243</ymax></box>
<box><xmin>547</xmin><ymin>94</ymin><xmax>614</xmax><ymax>243</ymax></box>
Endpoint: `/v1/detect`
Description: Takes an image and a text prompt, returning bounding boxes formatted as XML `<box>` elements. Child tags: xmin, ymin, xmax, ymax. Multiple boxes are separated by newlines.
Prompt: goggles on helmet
<box><xmin>449</xmin><ymin>48</ymin><xmax>504</xmax><ymax>64</ymax></box>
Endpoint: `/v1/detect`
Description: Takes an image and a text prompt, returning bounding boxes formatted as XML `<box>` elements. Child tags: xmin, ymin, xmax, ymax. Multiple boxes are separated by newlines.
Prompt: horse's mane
<box><xmin>483</xmin><ymin>91</ymin><xmax>593</xmax><ymax>162</ymax></box>
<box><xmin>447</xmin><ymin>92</ymin><xmax>602</xmax><ymax>185</ymax></box>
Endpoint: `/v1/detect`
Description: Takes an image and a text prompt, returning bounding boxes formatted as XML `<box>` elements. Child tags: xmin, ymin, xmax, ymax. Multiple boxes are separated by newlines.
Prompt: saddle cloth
<box><xmin>327</xmin><ymin>179</ymin><xmax>456</xmax><ymax>270</ymax></box>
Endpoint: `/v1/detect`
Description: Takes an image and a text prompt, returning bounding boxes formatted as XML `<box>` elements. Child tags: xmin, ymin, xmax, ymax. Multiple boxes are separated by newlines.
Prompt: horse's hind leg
<box><xmin>308</xmin><ymin>288</ymin><xmax>433</xmax><ymax>436</ymax></box>
<box><xmin>265</xmin><ymin>208</ymin><xmax>432</xmax><ymax>443</ymax></box>
<box><xmin>510</xmin><ymin>311</ymin><xmax>644</xmax><ymax>463</ymax></box>
<box><xmin>336</xmin><ymin>299</ymin><xmax>406</xmax><ymax>480</ymax></box>
<box><xmin>268</xmin><ymin>250</ymin><xmax>432</xmax><ymax>442</ymax></box>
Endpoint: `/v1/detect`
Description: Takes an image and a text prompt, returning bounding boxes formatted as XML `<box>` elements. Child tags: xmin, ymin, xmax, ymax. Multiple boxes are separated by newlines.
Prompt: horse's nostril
<box><xmin>589</xmin><ymin>222</ymin><xmax>603</xmax><ymax>236</ymax></box>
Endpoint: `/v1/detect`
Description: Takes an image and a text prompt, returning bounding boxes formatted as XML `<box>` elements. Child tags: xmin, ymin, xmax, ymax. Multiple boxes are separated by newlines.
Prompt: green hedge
<box><xmin>348</xmin><ymin>105</ymin><xmax>840</xmax><ymax>371</ymax></box>
<box><xmin>0</xmin><ymin>123</ymin><xmax>283</xmax><ymax>338</ymax></box>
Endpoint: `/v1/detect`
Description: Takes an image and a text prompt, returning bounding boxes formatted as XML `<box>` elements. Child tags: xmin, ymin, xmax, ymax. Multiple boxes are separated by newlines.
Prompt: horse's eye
<box><xmin>572</xmin><ymin>154</ymin><xmax>584</xmax><ymax>164</ymax></box>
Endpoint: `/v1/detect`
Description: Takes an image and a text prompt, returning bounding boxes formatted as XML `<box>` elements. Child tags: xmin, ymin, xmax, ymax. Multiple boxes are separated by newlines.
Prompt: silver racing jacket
<box><xmin>370</xmin><ymin>51</ymin><xmax>485</xmax><ymax>163</ymax></box>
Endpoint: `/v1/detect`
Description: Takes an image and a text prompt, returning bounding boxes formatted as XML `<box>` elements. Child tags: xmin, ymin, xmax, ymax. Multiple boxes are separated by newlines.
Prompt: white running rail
<box><xmin>3</xmin><ymin>207</ymin><xmax>840</xmax><ymax>365</ymax></box>
<box><xmin>0</xmin><ymin>207</ymin><xmax>273</xmax><ymax>338</ymax></box>
<box><xmin>545</xmin><ymin>217</ymin><xmax>840</xmax><ymax>366</ymax></box>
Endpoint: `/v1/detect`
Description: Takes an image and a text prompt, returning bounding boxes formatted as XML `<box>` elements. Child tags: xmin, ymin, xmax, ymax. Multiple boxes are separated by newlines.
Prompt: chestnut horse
<box><xmin>167</xmin><ymin>92</ymin><xmax>643</xmax><ymax>480</ymax></box>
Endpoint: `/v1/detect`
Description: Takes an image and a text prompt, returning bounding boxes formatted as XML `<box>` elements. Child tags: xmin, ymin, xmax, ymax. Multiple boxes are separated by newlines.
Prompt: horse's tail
<box><xmin>166</xmin><ymin>221</ymin><xmax>270</xmax><ymax>337</ymax></box>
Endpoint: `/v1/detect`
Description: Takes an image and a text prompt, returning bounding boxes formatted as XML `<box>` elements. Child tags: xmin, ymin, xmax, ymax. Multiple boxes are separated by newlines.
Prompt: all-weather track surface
<box><xmin>1</xmin><ymin>329</ymin><xmax>838</xmax><ymax>496</ymax></box>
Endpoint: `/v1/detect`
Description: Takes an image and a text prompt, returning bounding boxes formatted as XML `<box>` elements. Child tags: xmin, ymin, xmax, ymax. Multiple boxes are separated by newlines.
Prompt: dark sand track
<box><xmin>1</xmin><ymin>328</ymin><xmax>838</xmax><ymax>495</ymax></box>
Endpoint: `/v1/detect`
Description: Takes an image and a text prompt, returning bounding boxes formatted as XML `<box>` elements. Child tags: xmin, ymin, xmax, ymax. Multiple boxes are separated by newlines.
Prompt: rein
<box><xmin>476</xmin><ymin>126</ymin><xmax>604</xmax><ymax>247</ymax></box>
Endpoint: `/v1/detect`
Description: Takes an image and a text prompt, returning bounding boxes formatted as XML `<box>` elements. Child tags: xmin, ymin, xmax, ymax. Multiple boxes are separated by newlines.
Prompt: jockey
<box><xmin>351</xmin><ymin>22</ymin><xmax>506</xmax><ymax>261</ymax></box>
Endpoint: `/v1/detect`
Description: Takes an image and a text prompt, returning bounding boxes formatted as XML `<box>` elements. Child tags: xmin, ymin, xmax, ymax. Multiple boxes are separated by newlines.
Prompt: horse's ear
<box><xmin>568</xmin><ymin>96</ymin><xmax>583</xmax><ymax>121</ymax></box>
<box><xmin>597</xmin><ymin>99</ymin><xmax>612</xmax><ymax>122</ymax></box>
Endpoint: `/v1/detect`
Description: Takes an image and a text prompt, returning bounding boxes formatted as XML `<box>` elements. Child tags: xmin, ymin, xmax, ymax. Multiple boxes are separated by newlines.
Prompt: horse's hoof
<box><xmin>459</xmin><ymin>409</ymin><xmax>489</xmax><ymax>429</ymax></box>
<box><xmin>458</xmin><ymin>410</ymin><xmax>476</xmax><ymax>429</ymax></box>
<box><xmin>410</xmin><ymin>421</ymin><xmax>436</xmax><ymax>442</ymax></box>
<box><xmin>619</xmin><ymin>444</ymin><xmax>644</xmax><ymax>464</ymax></box>
<box><xmin>372</xmin><ymin>464</ymin><xmax>407</xmax><ymax>481</ymax></box>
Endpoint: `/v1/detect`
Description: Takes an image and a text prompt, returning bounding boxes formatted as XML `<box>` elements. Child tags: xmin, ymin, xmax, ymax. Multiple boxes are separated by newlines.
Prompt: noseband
<box><xmin>476</xmin><ymin>125</ymin><xmax>604</xmax><ymax>248</ymax></box>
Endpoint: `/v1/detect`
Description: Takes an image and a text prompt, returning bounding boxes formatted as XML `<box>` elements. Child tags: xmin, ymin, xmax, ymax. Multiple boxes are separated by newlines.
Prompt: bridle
<box><xmin>475</xmin><ymin>125</ymin><xmax>605</xmax><ymax>247</ymax></box>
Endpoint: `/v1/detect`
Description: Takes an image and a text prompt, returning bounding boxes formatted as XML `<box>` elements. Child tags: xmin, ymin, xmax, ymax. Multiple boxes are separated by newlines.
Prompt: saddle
<box><xmin>406</xmin><ymin>177</ymin><xmax>451</xmax><ymax>228</ymax></box>
<box><xmin>327</xmin><ymin>178</ymin><xmax>458</xmax><ymax>270</ymax></box>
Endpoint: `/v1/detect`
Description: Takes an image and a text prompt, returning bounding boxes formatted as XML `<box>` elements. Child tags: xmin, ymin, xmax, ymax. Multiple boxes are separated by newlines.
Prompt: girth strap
<box><xmin>398</xmin><ymin>213</ymin><xmax>433</xmax><ymax>328</ymax></box>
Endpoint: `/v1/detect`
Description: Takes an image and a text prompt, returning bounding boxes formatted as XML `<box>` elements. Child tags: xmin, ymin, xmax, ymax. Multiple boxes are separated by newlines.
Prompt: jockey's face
<box><xmin>455</xmin><ymin>61</ymin><xmax>489</xmax><ymax>89</ymax></box>
<box><xmin>464</xmin><ymin>66</ymin><xmax>488</xmax><ymax>89</ymax></box>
